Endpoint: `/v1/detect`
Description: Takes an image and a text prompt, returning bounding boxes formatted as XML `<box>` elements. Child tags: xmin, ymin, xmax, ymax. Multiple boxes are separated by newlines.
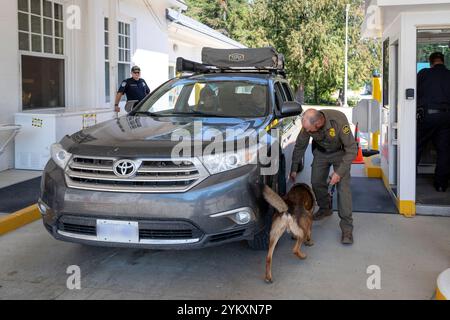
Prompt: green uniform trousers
<box><xmin>311</xmin><ymin>149</ymin><xmax>353</xmax><ymax>233</ymax></box>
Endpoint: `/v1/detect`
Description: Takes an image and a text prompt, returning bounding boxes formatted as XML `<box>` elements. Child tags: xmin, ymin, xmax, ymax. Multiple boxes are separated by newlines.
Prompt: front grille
<box><xmin>139</xmin><ymin>220</ymin><xmax>203</xmax><ymax>240</ymax></box>
<box><xmin>139</xmin><ymin>229</ymin><xmax>193</xmax><ymax>239</ymax></box>
<box><xmin>65</xmin><ymin>156</ymin><xmax>208</xmax><ymax>193</ymax></box>
<box><xmin>56</xmin><ymin>215</ymin><xmax>204</xmax><ymax>241</ymax></box>
<box><xmin>209</xmin><ymin>229</ymin><xmax>246</xmax><ymax>243</ymax></box>
<box><xmin>60</xmin><ymin>222</ymin><xmax>96</xmax><ymax>236</ymax></box>
<box><xmin>58</xmin><ymin>215</ymin><xmax>96</xmax><ymax>236</ymax></box>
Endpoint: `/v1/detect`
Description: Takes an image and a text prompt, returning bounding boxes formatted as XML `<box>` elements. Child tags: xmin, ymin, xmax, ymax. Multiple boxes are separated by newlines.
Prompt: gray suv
<box><xmin>39</xmin><ymin>48</ymin><xmax>302</xmax><ymax>250</ymax></box>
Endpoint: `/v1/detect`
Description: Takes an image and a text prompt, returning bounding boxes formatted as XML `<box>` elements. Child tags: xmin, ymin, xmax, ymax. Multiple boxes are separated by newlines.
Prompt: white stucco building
<box><xmin>0</xmin><ymin>0</ymin><xmax>244</xmax><ymax>172</ymax></box>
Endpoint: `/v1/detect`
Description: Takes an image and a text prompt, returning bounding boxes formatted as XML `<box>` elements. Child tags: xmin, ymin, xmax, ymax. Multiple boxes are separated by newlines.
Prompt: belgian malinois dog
<box><xmin>262</xmin><ymin>183</ymin><xmax>316</xmax><ymax>283</ymax></box>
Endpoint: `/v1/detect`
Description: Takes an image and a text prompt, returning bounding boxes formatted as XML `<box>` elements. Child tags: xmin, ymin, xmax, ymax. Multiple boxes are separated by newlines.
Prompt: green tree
<box><xmin>184</xmin><ymin>0</ymin><xmax>252</xmax><ymax>41</ymax></box>
<box><xmin>185</xmin><ymin>0</ymin><xmax>381</xmax><ymax>105</ymax></box>
<box><xmin>251</xmin><ymin>0</ymin><xmax>380</xmax><ymax>104</ymax></box>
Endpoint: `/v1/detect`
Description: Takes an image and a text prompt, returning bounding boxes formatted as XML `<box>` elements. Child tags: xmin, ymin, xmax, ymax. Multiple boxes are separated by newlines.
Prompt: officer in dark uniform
<box><xmin>417</xmin><ymin>52</ymin><xmax>450</xmax><ymax>192</ymax></box>
<box><xmin>114</xmin><ymin>66</ymin><xmax>150</xmax><ymax>112</ymax></box>
<box><xmin>290</xmin><ymin>109</ymin><xmax>357</xmax><ymax>244</ymax></box>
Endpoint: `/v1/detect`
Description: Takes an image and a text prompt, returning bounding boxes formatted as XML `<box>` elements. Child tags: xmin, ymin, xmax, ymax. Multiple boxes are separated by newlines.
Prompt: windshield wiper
<box><xmin>134</xmin><ymin>110</ymin><xmax>231</xmax><ymax>118</ymax></box>
<box><xmin>133</xmin><ymin>111</ymin><xmax>172</xmax><ymax>117</ymax></box>
<box><xmin>169</xmin><ymin>111</ymin><xmax>230</xmax><ymax>118</ymax></box>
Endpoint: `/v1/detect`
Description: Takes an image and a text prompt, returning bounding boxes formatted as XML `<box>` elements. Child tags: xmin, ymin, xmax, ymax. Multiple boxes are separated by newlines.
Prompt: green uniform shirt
<box><xmin>291</xmin><ymin>109</ymin><xmax>358</xmax><ymax>177</ymax></box>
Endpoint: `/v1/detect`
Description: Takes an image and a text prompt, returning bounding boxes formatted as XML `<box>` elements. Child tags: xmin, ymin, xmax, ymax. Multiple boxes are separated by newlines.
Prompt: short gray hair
<box><xmin>305</xmin><ymin>109</ymin><xmax>323</xmax><ymax>125</ymax></box>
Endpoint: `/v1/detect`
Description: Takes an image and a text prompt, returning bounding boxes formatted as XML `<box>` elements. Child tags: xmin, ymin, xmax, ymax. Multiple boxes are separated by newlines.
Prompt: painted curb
<box><xmin>0</xmin><ymin>204</ymin><xmax>41</xmax><ymax>236</ymax></box>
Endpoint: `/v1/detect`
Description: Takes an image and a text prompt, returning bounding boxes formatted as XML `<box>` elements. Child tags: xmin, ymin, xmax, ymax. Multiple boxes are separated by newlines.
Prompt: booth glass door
<box><xmin>416</xmin><ymin>28</ymin><xmax>450</xmax><ymax>207</ymax></box>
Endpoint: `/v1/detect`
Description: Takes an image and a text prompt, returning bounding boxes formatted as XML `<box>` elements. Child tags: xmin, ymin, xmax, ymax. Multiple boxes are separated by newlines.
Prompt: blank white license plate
<box><xmin>96</xmin><ymin>220</ymin><xmax>139</xmax><ymax>244</ymax></box>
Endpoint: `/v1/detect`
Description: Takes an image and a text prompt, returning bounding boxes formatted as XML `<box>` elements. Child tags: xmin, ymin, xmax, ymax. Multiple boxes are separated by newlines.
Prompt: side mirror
<box><xmin>124</xmin><ymin>100</ymin><xmax>139</xmax><ymax>113</ymax></box>
<box><xmin>280</xmin><ymin>101</ymin><xmax>302</xmax><ymax>117</ymax></box>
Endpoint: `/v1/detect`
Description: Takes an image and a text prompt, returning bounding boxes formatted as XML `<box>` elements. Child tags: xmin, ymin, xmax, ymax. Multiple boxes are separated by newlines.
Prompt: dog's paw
<box><xmin>294</xmin><ymin>251</ymin><xmax>307</xmax><ymax>259</ymax></box>
<box><xmin>305</xmin><ymin>239</ymin><xmax>314</xmax><ymax>246</ymax></box>
<box><xmin>265</xmin><ymin>278</ymin><xmax>273</xmax><ymax>284</ymax></box>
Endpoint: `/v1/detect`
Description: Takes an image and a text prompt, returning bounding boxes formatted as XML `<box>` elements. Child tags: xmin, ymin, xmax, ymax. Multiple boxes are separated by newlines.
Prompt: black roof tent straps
<box><xmin>176</xmin><ymin>47</ymin><xmax>286</xmax><ymax>77</ymax></box>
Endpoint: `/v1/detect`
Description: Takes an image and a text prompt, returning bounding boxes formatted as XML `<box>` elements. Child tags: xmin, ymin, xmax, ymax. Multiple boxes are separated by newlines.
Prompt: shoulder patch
<box><xmin>342</xmin><ymin>125</ymin><xmax>351</xmax><ymax>135</ymax></box>
<box><xmin>121</xmin><ymin>81</ymin><xmax>127</xmax><ymax>87</ymax></box>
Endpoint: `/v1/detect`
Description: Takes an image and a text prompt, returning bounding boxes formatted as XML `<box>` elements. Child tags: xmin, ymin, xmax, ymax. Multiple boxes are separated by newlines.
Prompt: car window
<box><xmin>274</xmin><ymin>82</ymin><xmax>286</xmax><ymax>112</ymax></box>
<box><xmin>281</xmin><ymin>82</ymin><xmax>294</xmax><ymax>101</ymax></box>
<box><xmin>275</xmin><ymin>82</ymin><xmax>287</xmax><ymax>102</ymax></box>
<box><xmin>137</xmin><ymin>80</ymin><xmax>268</xmax><ymax>118</ymax></box>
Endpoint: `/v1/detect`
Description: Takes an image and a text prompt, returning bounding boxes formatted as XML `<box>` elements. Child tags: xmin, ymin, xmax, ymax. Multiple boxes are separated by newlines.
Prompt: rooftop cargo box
<box><xmin>202</xmin><ymin>47</ymin><xmax>284</xmax><ymax>70</ymax></box>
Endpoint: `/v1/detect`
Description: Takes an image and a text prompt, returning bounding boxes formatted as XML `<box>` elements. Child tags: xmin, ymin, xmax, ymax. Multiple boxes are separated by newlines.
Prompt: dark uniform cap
<box><xmin>131</xmin><ymin>66</ymin><xmax>141</xmax><ymax>72</ymax></box>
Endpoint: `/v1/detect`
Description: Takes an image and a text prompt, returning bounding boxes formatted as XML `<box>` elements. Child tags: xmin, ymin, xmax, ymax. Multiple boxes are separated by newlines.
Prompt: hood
<box><xmin>64</xmin><ymin>115</ymin><xmax>269</xmax><ymax>158</ymax></box>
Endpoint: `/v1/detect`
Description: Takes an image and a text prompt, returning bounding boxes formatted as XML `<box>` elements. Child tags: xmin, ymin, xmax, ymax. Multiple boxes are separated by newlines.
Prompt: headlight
<box><xmin>50</xmin><ymin>143</ymin><xmax>72</xmax><ymax>169</ymax></box>
<box><xmin>201</xmin><ymin>147</ymin><xmax>257</xmax><ymax>175</ymax></box>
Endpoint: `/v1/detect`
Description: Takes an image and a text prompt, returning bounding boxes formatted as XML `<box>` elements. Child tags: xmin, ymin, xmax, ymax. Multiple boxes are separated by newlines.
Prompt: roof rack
<box><xmin>176</xmin><ymin>58</ymin><xmax>286</xmax><ymax>77</ymax></box>
<box><xmin>176</xmin><ymin>47</ymin><xmax>286</xmax><ymax>78</ymax></box>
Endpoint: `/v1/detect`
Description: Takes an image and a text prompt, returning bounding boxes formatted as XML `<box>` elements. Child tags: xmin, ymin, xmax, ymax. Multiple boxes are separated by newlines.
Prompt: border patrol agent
<box><xmin>114</xmin><ymin>66</ymin><xmax>150</xmax><ymax>113</ymax></box>
<box><xmin>417</xmin><ymin>52</ymin><xmax>450</xmax><ymax>192</ymax></box>
<box><xmin>290</xmin><ymin>109</ymin><xmax>357</xmax><ymax>244</ymax></box>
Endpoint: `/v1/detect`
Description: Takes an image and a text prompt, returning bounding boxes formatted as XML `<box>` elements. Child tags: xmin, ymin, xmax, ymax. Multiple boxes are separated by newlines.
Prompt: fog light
<box><xmin>38</xmin><ymin>200</ymin><xmax>48</xmax><ymax>215</ymax></box>
<box><xmin>235</xmin><ymin>211</ymin><xmax>251</xmax><ymax>225</ymax></box>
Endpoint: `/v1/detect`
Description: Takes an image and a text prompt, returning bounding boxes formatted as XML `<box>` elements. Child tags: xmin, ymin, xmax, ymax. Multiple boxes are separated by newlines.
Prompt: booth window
<box><xmin>382</xmin><ymin>38</ymin><xmax>389</xmax><ymax>108</ymax></box>
<box><xmin>18</xmin><ymin>0</ymin><xmax>65</xmax><ymax>109</ymax></box>
<box><xmin>21</xmin><ymin>56</ymin><xmax>65</xmax><ymax>110</ymax></box>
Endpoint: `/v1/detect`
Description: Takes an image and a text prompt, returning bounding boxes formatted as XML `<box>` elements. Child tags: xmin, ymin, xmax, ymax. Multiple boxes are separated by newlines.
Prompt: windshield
<box><xmin>134</xmin><ymin>79</ymin><xmax>268</xmax><ymax>118</ymax></box>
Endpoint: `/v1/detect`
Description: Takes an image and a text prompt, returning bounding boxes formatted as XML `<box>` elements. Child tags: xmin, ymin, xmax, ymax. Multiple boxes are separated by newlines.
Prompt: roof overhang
<box><xmin>362</xmin><ymin>0</ymin><xmax>450</xmax><ymax>38</ymax></box>
<box><xmin>362</xmin><ymin>0</ymin><xmax>383</xmax><ymax>39</ymax></box>
<box><xmin>167</xmin><ymin>0</ymin><xmax>187</xmax><ymax>11</ymax></box>
<box><xmin>166</xmin><ymin>8</ymin><xmax>245</xmax><ymax>49</ymax></box>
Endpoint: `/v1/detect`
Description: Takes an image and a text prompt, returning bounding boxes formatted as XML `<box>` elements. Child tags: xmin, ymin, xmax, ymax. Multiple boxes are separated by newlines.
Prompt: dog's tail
<box><xmin>262</xmin><ymin>185</ymin><xmax>288</xmax><ymax>213</ymax></box>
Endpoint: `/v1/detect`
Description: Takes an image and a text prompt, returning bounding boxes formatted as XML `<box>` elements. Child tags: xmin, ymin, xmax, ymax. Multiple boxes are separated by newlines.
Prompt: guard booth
<box><xmin>362</xmin><ymin>0</ymin><xmax>450</xmax><ymax>216</ymax></box>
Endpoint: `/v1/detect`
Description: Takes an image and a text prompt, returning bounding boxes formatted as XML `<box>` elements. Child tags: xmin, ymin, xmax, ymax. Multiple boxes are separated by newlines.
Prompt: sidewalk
<box><xmin>0</xmin><ymin>170</ymin><xmax>41</xmax><ymax>216</ymax></box>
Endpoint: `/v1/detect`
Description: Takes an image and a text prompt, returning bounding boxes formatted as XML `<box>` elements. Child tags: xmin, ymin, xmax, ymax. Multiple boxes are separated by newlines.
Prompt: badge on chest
<box><xmin>329</xmin><ymin>128</ymin><xmax>336</xmax><ymax>138</ymax></box>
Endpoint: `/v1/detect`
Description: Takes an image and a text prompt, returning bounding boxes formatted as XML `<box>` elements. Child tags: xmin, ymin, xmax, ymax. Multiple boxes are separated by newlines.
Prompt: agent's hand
<box><xmin>289</xmin><ymin>172</ymin><xmax>297</xmax><ymax>182</ymax></box>
<box><xmin>115</xmin><ymin>106</ymin><xmax>120</xmax><ymax>113</ymax></box>
<box><xmin>329</xmin><ymin>172</ymin><xmax>341</xmax><ymax>186</ymax></box>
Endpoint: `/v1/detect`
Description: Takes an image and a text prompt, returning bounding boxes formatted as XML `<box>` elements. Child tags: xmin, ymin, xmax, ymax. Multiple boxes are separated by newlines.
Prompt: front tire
<box><xmin>247</xmin><ymin>205</ymin><xmax>273</xmax><ymax>250</ymax></box>
<box><xmin>247</xmin><ymin>150</ymin><xmax>285</xmax><ymax>250</ymax></box>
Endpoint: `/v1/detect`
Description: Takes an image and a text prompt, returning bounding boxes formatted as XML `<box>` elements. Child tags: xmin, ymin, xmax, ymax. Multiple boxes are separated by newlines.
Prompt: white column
<box><xmin>86</xmin><ymin>0</ymin><xmax>103</xmax><ymax>109</ymax></box>
<box><xmin>109</xmin><ymin>0</ymin><xmax>119</xmax><ymax>109</ymax></box>
<box><xmin>65</xmin><ymin>0</ymin><xmax>79</xmax><ymax>109</ymax></box>
<box><xmin>397</xmin><ymin>15</ymin><xmax>417</xmax><ymax>208</ymax></box>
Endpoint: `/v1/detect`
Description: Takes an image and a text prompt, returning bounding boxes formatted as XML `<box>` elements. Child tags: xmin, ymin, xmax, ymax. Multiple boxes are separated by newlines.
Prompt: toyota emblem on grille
<box><xmin>113</xmin><ymin>160</ymin><xmax>139</xmax><ymax>178</ymax></box>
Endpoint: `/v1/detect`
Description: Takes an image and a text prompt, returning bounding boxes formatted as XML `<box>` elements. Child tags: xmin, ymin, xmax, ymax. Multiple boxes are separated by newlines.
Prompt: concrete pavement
<box><xmin>0</xmin><ymin>212</ymin><xmax>448</xmax><ymax>300</ymax></box>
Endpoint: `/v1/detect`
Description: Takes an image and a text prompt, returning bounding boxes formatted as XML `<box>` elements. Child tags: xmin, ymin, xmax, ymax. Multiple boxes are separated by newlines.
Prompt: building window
<box><xmin>104</xmin><ymin>17</ymin><xmax>110</xmax><ymax>103</ymax></box>
<box><xmin>19</xmin><ymin>0</ymin><xmax>65</xmax><ymax>109</ymax></box>
<box><xmin>104</xmin><ymin>19</ymin><xmax>133</xmax><ymax>103</ymax></box>
<box><xmin>18</xmin><ymin>0</ymin><xmax>64</xmax><ymax>55</ymax></box>
<box><xmin>21</xmin><ymin>55</ymin><xmax>65</xmax><ymax>110</ymax></box>
<box><xmin>118</xmin><ymin>21</ymin><xmax>131</xmax><ymax>89</ymax></box>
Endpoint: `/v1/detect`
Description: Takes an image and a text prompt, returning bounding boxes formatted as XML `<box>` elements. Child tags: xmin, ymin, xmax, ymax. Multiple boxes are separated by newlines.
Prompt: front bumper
<box><xmin>40</xmin><ymin>160</ymin><xmax>267</xmax><ymax>249</ymax></box>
